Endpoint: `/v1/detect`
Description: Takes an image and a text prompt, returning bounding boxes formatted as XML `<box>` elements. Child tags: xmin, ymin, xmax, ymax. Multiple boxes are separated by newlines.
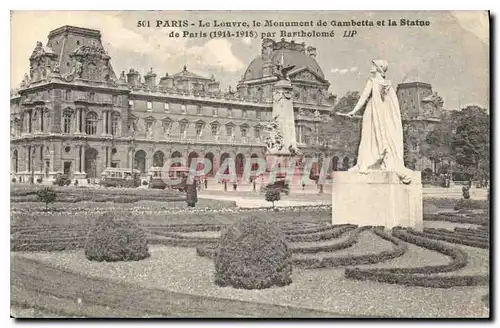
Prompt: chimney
<box><xmin>144</xmin><ymin>67</ymin><xmax>157</xmax><ymax>89</ymax></box>
<box><xmin>126</xmin><ymin>69</ymin><xmax>140</xmax><ymax>87</ymax></box>
<box><xmin>159</xmin><ymin>73</ymin><xmax>173</xmax><ymax>89</ymax></box>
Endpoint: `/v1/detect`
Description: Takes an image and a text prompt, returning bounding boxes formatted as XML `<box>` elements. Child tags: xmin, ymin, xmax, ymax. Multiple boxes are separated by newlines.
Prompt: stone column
<box><xmin>24</xmin><ymin>146</ymin><xmax>29</xmax><ymax>172</ymax></box>
<box><xmin>102</xmin><ymin>110</ymin><xmax>107</xmax><ymax>135</ymax></box>
<box><xmin>271</xmin><ymin>79</ymin><xmax>298</xmax><ymax>154</ymax></box>
<box><xmin>80</xmin><ymin>145</ymin><xmax>86</xmax><ymax>173</ymax></box>
<box><xmin>129</xmin><ymin>149</ymin><xmax>135</xmax><ymax>170</ymax></box>
<box><xmin>108</xmin><ymin>112</ymin><xmax>113</xmax><ymax>135</ymax></box>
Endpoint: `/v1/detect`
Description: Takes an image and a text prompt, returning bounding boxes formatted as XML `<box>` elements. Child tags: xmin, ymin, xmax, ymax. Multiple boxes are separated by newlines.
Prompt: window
<box><xmin>89</xmin><ymin>92</ymin><xmax>95</xmax><ymax>102</ymax></box>
<box><xmin>228</xmin><ymin>109</ymin><xmax>232</xmax><ymax>118</ymax></box>
<box><xmin>63</xmin><ymin>109</ymin><xmax>72</xmax><ymax>133</ymax></box>
<box><xmin>226</xmin><ymin>125</ymin><xmax>234</xmax><ymax>137</ymax></box>
<box><xmin>112</xmin><ymin>95</ymin><xmax>117</xmax><ymax>104</ymax></box>
<box><xmin>256</xmin><ymin>110</ymin><xmax>261</xmax><ymax>119</ymax></box>
<box><xmin>88</xmin><ymin>64</ymin><xmax>98</xmax><ymax>80</ymax></box>
<box><xmin>85</xmin><ymin>111</ymin><xmax>98</xmax><ymax>135</ymax></box>
<box><xmin>240</xmin><ymin>126</ymin><xmax>248</xmax><ymax>138</ymax></box>
<box><xmin>212</xmin><ymin>107</ymin><xmax>218</xmax><ymax>116</ymax></box>
<box><xmin>211</xmin><ymin>123</ymin><xmax>219</xmax><ymax>136</ymax></box>
<box><xmin>146</xmin><ymin>121</ymin><xmax>153</xmax><ymax>137</ymax></box>
<box><xmin>196</xmin><ymin>123</ymin><xmax>204</xmax><ymax>136</ymax></box>
<box><xmin>111</xmin><ymin>113</ymin><xmax>119</xmax><ymax>136</ymax></box>
<box><xmin>196</xmin><ymin>105</ymin><xmax>202</xmax><ymax>115</ymax></box>
<box><xmin>129</xmin><ymin>100</ymin><xmax>134</xmax><ymax>107</ymax></box>
<box><xmin>304</xmin><ymin>135</ymin><xmax>310</xmax><ymax>145</ymax></box>
<box><xmin>164</xmin><ymin>103</ymin><xmax>170</xmax><ymax>111</ymax></box>
<box><xmin>254</xmin><ymin>126</ymin><xmax>261</xmax><ymax>139</ymax></box>
<box><xmin>147</xmin><ymin>102</ymin><xmax>153</xmax><ymax>111</ymax></box>
<box><xmin>242</xmin><ymin>110</ymin><xmax>247</xmax><ymax>118</ymax></box>
<box><xmin>162</xmin><ymin>120</ymin><xmax>171</xmax><ymax>137</ymax></box>
<box><xmin>179</xmin><ymin>121</ymin><xmax>187</xmax><ymax>136</ymax></box>
<box><xmin>65</xmin><ymin>90</ymin><xmax>71</xmax><ymax>101</ymax></box>
<box><xmin>181</xmin><ymin>104</ymin><xmax>186</xmax><ymax>114</ymax></box>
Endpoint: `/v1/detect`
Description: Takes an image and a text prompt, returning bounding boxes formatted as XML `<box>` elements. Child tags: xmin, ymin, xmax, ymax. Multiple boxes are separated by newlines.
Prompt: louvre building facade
<box><xmin>10</xmin><ymin>25</ymin><xmax>442</xmax><ymax>182</ymax></box>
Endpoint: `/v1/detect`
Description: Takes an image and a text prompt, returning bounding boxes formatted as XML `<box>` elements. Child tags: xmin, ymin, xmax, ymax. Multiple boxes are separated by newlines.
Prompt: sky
<box><xmin>10</xmin><ymin>10</ymin><xmax>489</xmax><ymax>110</ymax></box>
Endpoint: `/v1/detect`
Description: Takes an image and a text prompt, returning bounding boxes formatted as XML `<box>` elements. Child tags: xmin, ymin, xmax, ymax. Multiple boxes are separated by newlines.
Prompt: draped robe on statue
<box><xmin>349</xmin><ymin>76</ymin><xmax>412</xmax><ymax>184</ymax></box>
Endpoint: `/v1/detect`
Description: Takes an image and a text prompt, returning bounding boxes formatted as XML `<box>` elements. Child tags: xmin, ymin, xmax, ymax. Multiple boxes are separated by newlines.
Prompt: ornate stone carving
<box><xmin>63</xmin><ymin>59</ymin><xmax>83</xmax><ymax>82</ymax></box>
<box><xmin>72</xmin><ymin>42</ymin><xmax>109</xmax><ymax>63</ymax></box>
<box><xmin>261</xmin><ymin>38</ymin><xmax>274</xmax><ymax>61</ymax></box>
<box><xmin>263</xmin><ymin>117</ymin><xmax>284</xmax><ymax>153</ymax></box>
<box><xmin>273</xmin><ymin>88</ymin><xmax>293</xmax><ymax>104</ymax></box>
<box><xmin>296</xmin><ymin>71</ymin><xmax>316</xmax><ymax>81</ymax></box>
<box><xmin>20</xmin><ymin>74</ymin><xmax>30</xmax><ymax>88</ymax></box>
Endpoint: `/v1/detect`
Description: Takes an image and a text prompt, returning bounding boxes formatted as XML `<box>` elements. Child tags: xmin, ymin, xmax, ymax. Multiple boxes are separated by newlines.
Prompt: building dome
<box><xmin>241</xmin><ymin>39</ymin><xmax>325</xmax><ymax>81</ymax></box>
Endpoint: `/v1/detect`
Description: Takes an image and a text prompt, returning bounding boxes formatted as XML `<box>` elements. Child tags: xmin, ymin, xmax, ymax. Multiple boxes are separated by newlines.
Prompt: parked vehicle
<box><xmin>99</xmin><ymin>168</ymin><xmax>141</xmax><ymax>188</ymax></box>
<box><xmin>260</xmin><ymin>177</ymin><xmax>290</xmax><ymax>195</ymax></box>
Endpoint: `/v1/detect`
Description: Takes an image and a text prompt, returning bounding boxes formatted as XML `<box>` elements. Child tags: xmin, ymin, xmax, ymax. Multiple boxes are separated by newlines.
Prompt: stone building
<box><xmin>10</xmin><ymin>25</ymin><xmax>443</xmax><ymax>183</ymax></box>
<box><xmin>10</xmin><ymin>26</ymin><xmax>336</xmax><ymax>182</ymax></box>
<box><xmin>397</xmin><ymin>82</ymin><xmax>444</xmax><ymax>172</ymax></box>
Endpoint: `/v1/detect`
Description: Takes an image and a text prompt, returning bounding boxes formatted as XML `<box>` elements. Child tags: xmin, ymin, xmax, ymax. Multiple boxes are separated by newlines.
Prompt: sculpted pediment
<box><xmin>289</xmin><ymin>68</ymin><xmax>328</xmax><ymax>84</ymax></box>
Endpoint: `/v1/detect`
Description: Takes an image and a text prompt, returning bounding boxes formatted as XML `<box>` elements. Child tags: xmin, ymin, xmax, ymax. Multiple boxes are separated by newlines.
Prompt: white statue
<box><xmin>339</xmin><ymin>60</ymin><xmax>412</xmax><ymax>184</ymax></box>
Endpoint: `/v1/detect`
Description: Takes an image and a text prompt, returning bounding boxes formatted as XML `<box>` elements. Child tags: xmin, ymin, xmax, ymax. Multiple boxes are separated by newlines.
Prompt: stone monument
<box><xmin>262</xmin><ymin>54</ymin><xmax>302</xmax><ymax>191</ymax></box>
<box><xmin>333</xmin><ymin>59</ymin><xmax>423</xmax><ymax>230</ymax></box>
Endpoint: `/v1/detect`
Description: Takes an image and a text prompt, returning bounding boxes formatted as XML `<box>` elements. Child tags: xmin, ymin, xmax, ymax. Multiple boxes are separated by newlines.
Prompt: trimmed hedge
<box><xmin>84</xmin><ymin>216</ymin><xmax>150</xmax><ymax>262</ymax></box>
<box><xmin>285</xmin><ymin>224</ymin><xmax>357</xmax><ymax>243</ymax></box>
<box><xmin>425</xmin><ymin>213</ymin><xmax>489</xmax><ymax>226</ymax></box>
<box><xmin>345</xmin><ymin>227</ymin><xmax>489</xmax><ymax>288</ymax></box>
<box><xmin>454</xmin><ymin>199</ymin><xmax>489</xmax><ymax>211</ymax></box>
<box><xmin>408</xmin><ymin>229</ymin><xmax>489</xmax><ymax>249</ymax></box>
<box><xmin>292</xmin><ymin>227</ymin><xmax>407</xmax><ymax>269</ymax></box>
<box><xmin>214</xmin><ymin>216</ymin><xmax>292</xmax><ymax>289</ymax></box>
<box><xmin>289</xmin><ymin>226</ymin><xmax>363</xmax><ymax>254</ymax></box>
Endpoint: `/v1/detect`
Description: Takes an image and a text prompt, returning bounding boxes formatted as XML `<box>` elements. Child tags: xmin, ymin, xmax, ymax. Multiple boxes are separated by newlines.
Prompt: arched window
<box><xmin>111</xmin><ymin>112</ymin><xmax>120</xmax><ymax>136</ymax></box>
<box><xmin>63</xmin><ymin>109</ymin><xmax>72</xmax><ymax>133</ymax></box>
<box><xmin>85</xmin><ymin>111</ymin><xmax>98</xmax><ymax>135</ymax></box>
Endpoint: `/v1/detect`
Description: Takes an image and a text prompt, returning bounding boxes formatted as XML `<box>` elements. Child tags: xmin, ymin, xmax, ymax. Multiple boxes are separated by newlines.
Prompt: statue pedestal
<box><xmin>332</xmin><ymin>171</ymin><xmax>423</xmax><ymax>230</ymax></box>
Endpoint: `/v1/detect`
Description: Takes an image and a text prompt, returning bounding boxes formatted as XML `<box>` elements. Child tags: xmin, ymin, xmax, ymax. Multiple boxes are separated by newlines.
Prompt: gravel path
<box><xmin>18</xmin><ymin>244</ymin><xmax>488</xmax><ymax>318</ymax></box>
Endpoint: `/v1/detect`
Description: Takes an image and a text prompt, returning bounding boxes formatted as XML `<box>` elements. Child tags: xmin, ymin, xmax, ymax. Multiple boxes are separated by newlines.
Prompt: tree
<box><xmin>265</xmin><ymin>189</ymin><xmax>280</xmax><ymax>210</ymax></box>
<box><xmin>419</xmin><ymin>111</ymin><xmax>460</xmax><ymax>164</ymax></box>
<box><xmin>36</xmin><ymin>187</ymin><xmax>57</xmax><ymax>210</ymax></box>
<box><xmin>451</xmin><ymin>105</ymin><xmax>490</xmax><ymax>184</ymax></box>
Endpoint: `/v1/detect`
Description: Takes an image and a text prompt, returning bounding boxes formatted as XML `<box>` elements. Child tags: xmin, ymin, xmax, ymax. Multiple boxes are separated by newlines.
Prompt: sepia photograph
<box><xmin>9</xmin><ymin>10</ymin><xmax>490</xmax><ymax>318</ymax></box>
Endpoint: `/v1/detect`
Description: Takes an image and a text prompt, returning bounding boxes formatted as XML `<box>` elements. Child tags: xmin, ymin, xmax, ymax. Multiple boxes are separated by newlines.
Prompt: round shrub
<box><xmin>214</xmin><ymin>216</ymin><xmax>292</xmax><ymax>289</ymax></box>
<box><xmin>11</xmin><ymin>178</ymin><xmax>16</xmax><ymax>183</ymax></box>
<box><xmin>84</xmin><ymin>215</ymin><xmax>150</xmax><ymax>262</ymax></box>
<box><xmin>142</xmin><ymin>180</ymin><xmax>149</xmax><ymax>186</ymax></box>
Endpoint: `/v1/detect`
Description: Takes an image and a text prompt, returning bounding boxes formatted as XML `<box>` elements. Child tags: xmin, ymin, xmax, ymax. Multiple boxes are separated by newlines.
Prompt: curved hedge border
<box><xmin>408</xmin><ymin>229</ymin><xmax>489</xmax><ymax>249</ymax></box>
<box><xmin>196</xmin><ymin>224</ymin><xmax>358</xmax><ymax>259</ymax></box>
<box><xmin>453</xmin><ymin>227</ymin><xmax>489</xmax><ymax>238</ymax></box>
<box><xmin>424</xmin><ymin>228</ymin><xmax>489</xmax><ymax>243</ymax></box>
<box><xmin>425</xmin><ymin>213</ymin><xmax>489</xmax><ymax>226</ymax></box>
<box><xmin>292</xmin><ymin>227</ymin><xmax>407</xmax><ymax>269</ymax></box>
<box><xmin>345</xmin><ymin>228</ymin><xmax>489</xmax><ymax>288</ymax></box>
<box><xmin>289</xmin><ymin>226</ymin><xmax>364</xmax><ymax>254</ymax></box>
<box><xmin>285</xmin><ymin>224</ymin><xmax>357</xmax><ymax>243</ymax></box>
